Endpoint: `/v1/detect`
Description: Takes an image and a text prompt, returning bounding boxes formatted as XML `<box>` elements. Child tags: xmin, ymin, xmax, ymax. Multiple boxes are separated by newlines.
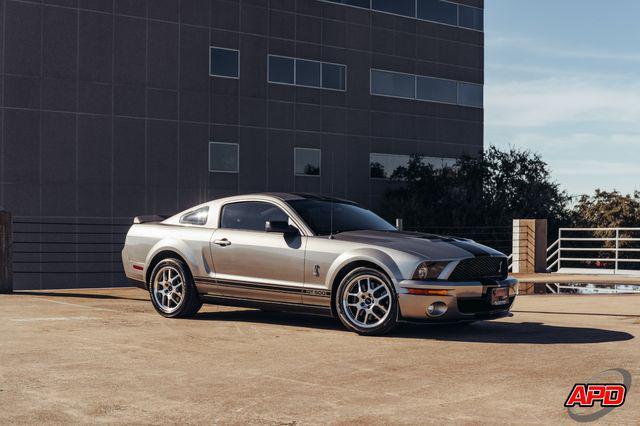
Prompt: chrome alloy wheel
<box><xmin>341</xmin><ymin>274</ymin><xmax>392</xmax><ymax>329</ymax></box>
<box><xmin>152</xmin><ymin>265</ymin><xmax>185</xmax><ymax>314</ymax></box>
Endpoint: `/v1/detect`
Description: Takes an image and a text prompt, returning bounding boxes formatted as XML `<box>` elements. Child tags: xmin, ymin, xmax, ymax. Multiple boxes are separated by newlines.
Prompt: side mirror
<box><xmin>265</xmin><ymin>221</ymin><xmax>298</xmax><ymax>235</ymax></box>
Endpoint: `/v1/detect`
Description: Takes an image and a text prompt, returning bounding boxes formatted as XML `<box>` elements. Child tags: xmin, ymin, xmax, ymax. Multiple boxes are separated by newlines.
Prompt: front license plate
<box><xmin>490</xmin><ymin>287</ymin><xmax>510</xmax><ymax>306</ymax></box>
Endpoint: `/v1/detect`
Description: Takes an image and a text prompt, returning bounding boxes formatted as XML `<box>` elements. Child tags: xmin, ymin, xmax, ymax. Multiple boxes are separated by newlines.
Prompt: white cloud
<box><xmin>505</xmin><ymin>132</ymin><xmax>640</xmax><ymax>148</ymax></box>
<box><xmin>485</xmin><ymin>77</ymin><xmax>640</xmax><ymax>128</ymax></box>
<box><xmin>484</xmin><ymin>29</ymin><xmax>640</xmax><ymax>195</ymax></box>
<box><xmin>552</xmin><ymin>160</ymin><xmax>640</xmax><ymax>177</ymax></box>
<box><xmin>486</xmin><ymin>36</ymin><xmax>640</xmax><ymax>63</ymax></box>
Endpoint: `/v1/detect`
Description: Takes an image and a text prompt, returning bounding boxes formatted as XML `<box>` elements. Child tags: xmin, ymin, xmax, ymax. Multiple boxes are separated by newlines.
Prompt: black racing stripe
<box><xmin>217</xmin><ymin>280</ymin><xmax>301</xmax><ymax>295</ymax></box>
<box><xmin>203</xmin><ymin>294</ymin><xmax>331</xmax><ymax>312</ymax></box>
<box><xmin>447</xmin><ymin>240</ymin><xmax>493</xmax><ymax>257</ymax></box>
<box><xmin>194</xmin><ymin>277</ymin><xmax>331</xmax><ymax>298</ymax></box>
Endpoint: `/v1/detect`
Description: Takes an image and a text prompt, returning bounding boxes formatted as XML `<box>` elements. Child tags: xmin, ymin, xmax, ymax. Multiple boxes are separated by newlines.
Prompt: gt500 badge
<box><xmin>303</xmin><ymin>289</ymin><xmax>330</xmax><ymax>297</ymax></box>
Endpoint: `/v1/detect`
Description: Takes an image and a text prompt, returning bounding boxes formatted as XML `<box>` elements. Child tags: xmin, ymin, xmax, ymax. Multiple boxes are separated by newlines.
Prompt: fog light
<box><xmin>426</xmin><ymin>302</ymin><xmax>447</xmax><ymax>317</ymax></box>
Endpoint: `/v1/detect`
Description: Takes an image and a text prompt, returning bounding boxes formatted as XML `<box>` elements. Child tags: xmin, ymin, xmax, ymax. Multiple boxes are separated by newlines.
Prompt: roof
<box><xmin>163</xmin><ymin>192</ymin><xmax>359</xmax><ymax>225</ymax></box>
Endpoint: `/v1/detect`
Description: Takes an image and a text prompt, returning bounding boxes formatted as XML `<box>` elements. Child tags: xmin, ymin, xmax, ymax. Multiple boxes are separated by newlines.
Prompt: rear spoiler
<box><xmin>133</xmin><ymin>215</ymin><xmax>170</xmax><ymax>224</ymax></box>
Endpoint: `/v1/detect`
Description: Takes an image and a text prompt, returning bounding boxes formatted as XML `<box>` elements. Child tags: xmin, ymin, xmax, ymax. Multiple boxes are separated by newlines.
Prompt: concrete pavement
<box><xmin>0</xmin><ymin>289</ymin><xmax>638</xmax><ymax>424</ymax></box>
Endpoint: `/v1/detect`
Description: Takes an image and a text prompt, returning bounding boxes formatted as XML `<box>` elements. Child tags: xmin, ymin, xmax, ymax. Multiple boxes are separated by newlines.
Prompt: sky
<box><xmin>484</xmin><ymin>0</ymin><xmax>640</xmax><ymax>197</ymax></box>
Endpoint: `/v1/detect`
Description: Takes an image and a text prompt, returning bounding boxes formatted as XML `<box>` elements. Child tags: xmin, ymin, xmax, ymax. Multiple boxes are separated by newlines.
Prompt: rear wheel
<box><xmin>335</xmin><ymin>267</ymin><xmax>398</xmax><ymax>336</ymax></box>
<box><xmin>148</xmin><ymin>258</ymin><xmax>202</xmax><ymax>318</ymax></box>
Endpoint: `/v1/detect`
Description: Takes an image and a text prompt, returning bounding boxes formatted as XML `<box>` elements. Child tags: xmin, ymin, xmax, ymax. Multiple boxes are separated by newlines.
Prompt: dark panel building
<box><xmin>0</xmin><ymin>0</ymin><xmax>484</xmax><ymax>289</ymax></box>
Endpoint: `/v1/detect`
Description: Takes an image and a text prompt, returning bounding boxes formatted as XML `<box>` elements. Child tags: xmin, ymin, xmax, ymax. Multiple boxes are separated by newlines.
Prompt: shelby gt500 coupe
<box><xmin>122</xmin><ymin>193</ymin><xmax>517</xmax><ymax>335</ymax></box>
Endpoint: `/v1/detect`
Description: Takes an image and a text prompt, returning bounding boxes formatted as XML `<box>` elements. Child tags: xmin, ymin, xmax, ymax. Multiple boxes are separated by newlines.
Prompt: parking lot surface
<box><xmin>0</xmin><ymin>288</ymin><xmax>638</xmax><ymax>424</ymax></box>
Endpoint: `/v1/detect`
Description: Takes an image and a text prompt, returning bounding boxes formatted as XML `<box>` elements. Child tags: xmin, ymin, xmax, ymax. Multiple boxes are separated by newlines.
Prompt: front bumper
<box><xmin>397</xmin><ymin>277</ymin><xmax>518</xmax><ymax>322</ymax></box>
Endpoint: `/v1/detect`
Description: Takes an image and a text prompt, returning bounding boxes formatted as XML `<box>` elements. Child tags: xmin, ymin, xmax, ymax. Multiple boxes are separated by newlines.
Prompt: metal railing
<box><xmin>544</xmin><ymin>282</ymin><xmax>640</xmax><ymax>294</ymax></box>
<box><xmin>546</xmin><ymin>228</ymin><xmax>640</xmax><ymax>275</ymax></box>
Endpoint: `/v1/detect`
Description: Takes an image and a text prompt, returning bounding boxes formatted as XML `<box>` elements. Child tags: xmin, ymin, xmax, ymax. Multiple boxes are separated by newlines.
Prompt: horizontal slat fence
<box><xmin>12</xmin><ymin>216</ymin><xmax>132</xmax><ymax>290</ymax></box>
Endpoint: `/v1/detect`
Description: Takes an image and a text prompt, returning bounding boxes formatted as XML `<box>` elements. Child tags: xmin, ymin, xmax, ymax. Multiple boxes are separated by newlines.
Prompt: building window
<box><xmin>371</xmin><ymin>68</ymin><xmax>483</xmax><ymax>108</ymax></box>
<box><xmin>322</xmin><ymin>62</ymin><xmax>347</xmax><ymax>91</ymax></box>
<box><xmin>370</xmin><ymin>69</ymin><xmax>415</xmax><ymax>99</ymax></box>
<box><xmin>417</xmin><ymin>0</ymin><xmax>457</xmax><ymax>26</ymax></box>
<box><xmin>209</xmin><ymin>142</ymin><xmax>239</xmax><ymax>173</ymax></box>
<box><xmin>370</xmin><ymin>153</ymin><xmax>456</xmax><ymax>179</ymax></box>
<box><xmin>296</xmin><ymin>59</ymin><xmax>321</xmax><ymax>88</ymax></box>
<box><xmin>268</xmin><ymin>55</ymin><xmax>295</xmax><ymax>85</ymax></box>
<box><xmin>458</xmin><ymin>82</ymin><xmax>483</xmax><ymax>108</ymax></box>
<box><xmin>372</xmin><ymin>0</ymin><xmax>415</xmax><ymax>18</ymax></box>
<box><xmin>320</xmin><ymin>0</ymin><xmax>483</xmax><ymax>32</ymax></box>
<box><xmin>268</xmin><ymin>55</ymin><xmax>347</xmax><ymax>91</ymax></box>
<box><xmin>209</xmin><ymin>47</ymin><xmax>239</xmax><ymax>78</ymax></box>
<box><xmin>459</xmin><ymin>5</ymin><xmax>483</xmax><ymax>31</ymax></box>
<box><xmin>325</xmin><ymin>0</ymin><xmax>370</xmax><ymax>8</ymax></box>
<box><xmin>294</xmin><ymin>148</ymin><xmax>321</xmax><ymax>176</ymax></box>
<box><xmin>416</xmin><ymin>76</ymin><xmax>457</xmax><ymax>104</ymax></box>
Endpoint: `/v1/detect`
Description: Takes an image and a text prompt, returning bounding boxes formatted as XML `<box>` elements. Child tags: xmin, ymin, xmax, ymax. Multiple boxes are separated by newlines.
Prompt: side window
<box><xmin>220</xmin><ymin>202</ymin><xmax>290</xmax><ymax>232</ymax></box>
<box><xmin>180</xmin><ymin>207</ymin><xmax>209</xmax><ymax>225</ymax></box>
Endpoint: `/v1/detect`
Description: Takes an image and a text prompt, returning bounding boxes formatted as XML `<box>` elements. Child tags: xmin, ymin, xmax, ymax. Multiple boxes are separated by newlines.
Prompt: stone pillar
<box><xmin>512</xmin><ymin>219</ymin><xmax>547</xmax><ymax>294</ymax></box>
<box><xmin>0</xmin><ymin>211</ymin><xmax>12</xmax><ymax>294</ymax></box>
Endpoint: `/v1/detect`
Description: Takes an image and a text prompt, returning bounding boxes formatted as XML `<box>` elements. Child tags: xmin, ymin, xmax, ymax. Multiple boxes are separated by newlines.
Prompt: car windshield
<box><xmin>286</xmin><ymin>199</ymin><xmax>396</xmax><ymax>236</ymax></box>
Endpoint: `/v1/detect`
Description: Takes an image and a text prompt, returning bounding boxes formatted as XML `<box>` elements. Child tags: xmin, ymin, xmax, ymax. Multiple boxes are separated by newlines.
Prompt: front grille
<box><xmin>457</xmin><ymin>296</ymin><xmax>515</xmax><ymax>314</ymax></box>
<box><xmin>448</xmin><ymin>256</ymin><xmax>507</xmax><ymax>281</ymax></box>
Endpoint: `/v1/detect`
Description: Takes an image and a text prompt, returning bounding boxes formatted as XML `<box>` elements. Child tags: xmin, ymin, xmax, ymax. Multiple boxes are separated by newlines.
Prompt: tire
<box><xmin>148</xmin><ymin>258</ymin><xmax>202</xmax><ymax>318</ymax></box>
<box><xmin>335</xmin><ymin>267</ymin><xmax>398</xmax><ymax>336</ymax></box>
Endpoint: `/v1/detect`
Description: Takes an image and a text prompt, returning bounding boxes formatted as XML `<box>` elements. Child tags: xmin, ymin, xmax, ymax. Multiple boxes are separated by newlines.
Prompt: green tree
<box><xmin>380</xmin><ymin>146</ymin><xmax>572</xmax><ymax>231</ymax></box>
<box><xmin>572</xmin><ymin>190</ymin><xmax>640</xmax><ymax>228</ymax></box>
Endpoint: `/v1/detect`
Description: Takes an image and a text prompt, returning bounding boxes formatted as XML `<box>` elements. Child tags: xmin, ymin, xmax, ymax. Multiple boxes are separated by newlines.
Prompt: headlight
<box><xmin>412</xmin><ymin>261</ymin><xmax>448</xmax><ymax>280</ymax></box>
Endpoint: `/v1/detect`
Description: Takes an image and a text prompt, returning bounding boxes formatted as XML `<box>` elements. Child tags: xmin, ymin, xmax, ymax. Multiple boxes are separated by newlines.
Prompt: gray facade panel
<box><xmin>43</xmin><ymin>5</ymin><xmax>78</xmax><ymax>79</ymax></box>
<box><xmin>148</xmin><ymin>21</ymin><xmax>180</xmax><ymax>89</ymax></box>
<box><xmin>4</xmin><ymin>1</ymin><xmax>41</xmax><ymax>76</ymax></box>
<box><xmin>42</xmin><ymin>77</ymin><xmax>77</xmax><ymax>112</ymax></box>
<box><xmin>114</xmin><ymin>16</ymin><xmax>147</xmax><ymax>86</ymax></box>
<box><xmin>78</xmin><ymin>11</ymin><xmax>113</xmax><ymax>83</ymax></box>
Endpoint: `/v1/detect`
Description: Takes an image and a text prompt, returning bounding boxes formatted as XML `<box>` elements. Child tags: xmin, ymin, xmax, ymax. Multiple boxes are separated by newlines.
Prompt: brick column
<box><xmin>512</xmin><ymin>219</ymin><xmax>547</xmax><ymax>294</ymax></box>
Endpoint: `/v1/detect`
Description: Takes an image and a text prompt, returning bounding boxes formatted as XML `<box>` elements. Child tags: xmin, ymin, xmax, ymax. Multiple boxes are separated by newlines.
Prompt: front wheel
<box><xmin>148</xmin><ymin>258</ymin><xmax>202</xmax><ymax>318</ymax></box>
<box><xmin>335</xmin><ymin>267</ymin><xmax>398</xmax><ymax>336</ymax></box>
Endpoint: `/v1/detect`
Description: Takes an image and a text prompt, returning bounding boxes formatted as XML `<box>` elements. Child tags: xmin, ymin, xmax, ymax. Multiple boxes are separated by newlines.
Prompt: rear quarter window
<box><xmin>179</xmin><ymin>207</ymin><xmax>209</xmax><ymax>226</ymax></box>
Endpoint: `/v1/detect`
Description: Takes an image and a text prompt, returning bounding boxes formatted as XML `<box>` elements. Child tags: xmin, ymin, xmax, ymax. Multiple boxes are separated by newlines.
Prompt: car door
<box><xmin>210</xmin><ymin>201</ymin><xmax>306</xmax><ymax>304</ymax></box>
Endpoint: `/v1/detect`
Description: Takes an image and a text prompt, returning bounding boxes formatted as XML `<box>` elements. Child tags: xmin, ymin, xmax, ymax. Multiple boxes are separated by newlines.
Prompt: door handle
<box><xmin>213</xmin><ymin>238</ymin><xmax>231</xmax><ymax>247</ymax></box>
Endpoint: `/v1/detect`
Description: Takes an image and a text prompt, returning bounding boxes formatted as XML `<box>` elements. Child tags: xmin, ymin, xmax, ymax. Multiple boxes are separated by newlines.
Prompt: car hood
<box><xmin>332</xmin><ymin>230</ymin><xmax>505</xmax><ymax>260</ymax></box>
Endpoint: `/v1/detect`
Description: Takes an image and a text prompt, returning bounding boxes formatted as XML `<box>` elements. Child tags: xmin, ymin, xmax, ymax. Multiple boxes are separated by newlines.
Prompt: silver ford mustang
<box><xmin>122</xmin><ymin>193</ymin><xmax>518</xmax><ymax>335</ymax></box>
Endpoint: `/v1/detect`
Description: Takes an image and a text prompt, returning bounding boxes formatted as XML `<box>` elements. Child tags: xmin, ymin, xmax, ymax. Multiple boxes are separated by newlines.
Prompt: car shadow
<box><xmin>396</xmin><ymin>321</ymin><xmax>634</xmax><ymax>344</ymax></box>
<box><xmin>13</xmin><ymin>290</ymin><xmax>148</xmax><ymax>302</ymax></box>
<box><xmin>192</xmin><ymin>310</ymin><xmax>634</xmax><ymax>344</ymax></box>
<box><xmin>191</xmin><ymin>310</ymin><xmax>343</xmax><ymax>332</ymax></box>
<box><xmin>512</xmin><ymin>309</ymin><xmax>640</xmax><ymax>318</ymax></box>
